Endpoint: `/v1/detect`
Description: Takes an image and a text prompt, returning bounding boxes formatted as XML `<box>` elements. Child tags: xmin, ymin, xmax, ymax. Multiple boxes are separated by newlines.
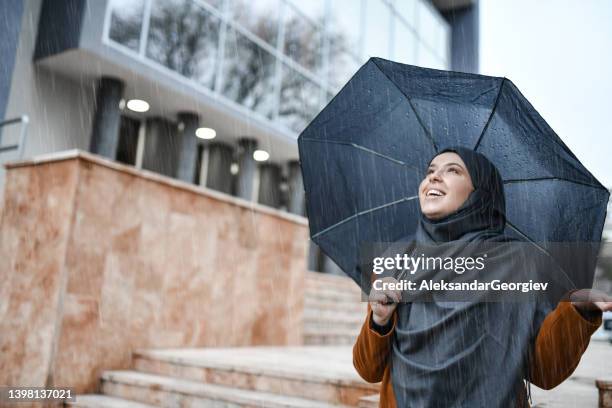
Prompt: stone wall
<box><xmin>0</xmin><ymin>150</ymin><xmax>308</xmax><ymax>392</ymax></box>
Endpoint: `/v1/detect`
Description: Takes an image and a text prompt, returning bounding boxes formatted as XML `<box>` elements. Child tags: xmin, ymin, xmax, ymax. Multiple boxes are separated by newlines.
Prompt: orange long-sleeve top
<box><xmin>352</xmin><ymin>301</ymin><xmax>602</xmax><ymax>408</ymax></box>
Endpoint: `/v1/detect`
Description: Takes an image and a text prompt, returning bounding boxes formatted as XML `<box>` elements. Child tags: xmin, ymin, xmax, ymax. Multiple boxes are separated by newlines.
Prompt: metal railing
<box><xmin>0</xmin><ymin>115</ymin><xmax>29</xmax><ymax>160</ymax></box>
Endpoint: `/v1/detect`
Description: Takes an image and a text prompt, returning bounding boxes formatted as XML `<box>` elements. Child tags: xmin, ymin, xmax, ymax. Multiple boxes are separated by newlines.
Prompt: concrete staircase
<box><xmin>303</xmin><ymin>271</ymin><xmax>367</xmax><ymax>345</ymax></box>
<box><xmin>69</xmin><ymin>272</ymin><xmax>379</xmax><ymax>407</ymax></box>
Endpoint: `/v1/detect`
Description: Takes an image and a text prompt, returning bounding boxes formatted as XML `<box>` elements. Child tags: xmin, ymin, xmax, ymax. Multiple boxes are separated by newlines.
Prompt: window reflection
<box><xmin>393</xmin><ymin>19</ymin><xmax>416</xmax><ymax>64</ymax></box>
<box><xmin>105</xmin><ymin>0</ymin><xmax>453</xmax><ymax>136</ymax></box>
<box><xmin>417</xmin><ymin>46</ymin><xmax>445</xmax><ymax>70</ymax></box>
<box><xmin>394</xmin><ymin>0</ymin><xmax>416</xmax><ymax>28</ymax></box>
<box><xmin>283</xmin><ymin>2</ymin><xmax>324</xmax><ymax>73</ymax></box>
<box><xmin>221</xmin><ymin>28</ymin><xmax>277</xmax><ymax>119</ymax></box>
<box><xmin>417</xmin><ymin>0</ymin><xmax>442</xmax><ymax>54</ymax></box>
<box><xmin>201</xmin><ymin>0</ymin><xmax>224</xmax><ymax>10</ymax></box>
<box><xmin>146</xmin><ymin>0</ymin><xmax>221</xmax><ymax>89</ymax></box>
<box><xmin>363</xmin><ymin>0</ymin><xmax>392</xmax><ymax>59</ymax></box>
<box><xmin>279</xmin><ymin>65</ymin><xmax>322</xmax><ymax>132</ymax></box>
<box><xmin>230</xmin><ymin>0</ymin><xmax>280</xmax><ymax>47</ymax></box>
<box><xmin>436</xmin><ymin>24</ymin><xmax>450</xmax><ymax>63</ymax></box>
<box><xmin>328</xmin><ymin>0</ymin><xmax>362</xmax><ymax>52</ymax></box>
<box><xmin>285</xmin><ymin>0</ymin><xmax>325</xmax><ymax>26</ymax></box>
<box><xmin>327</xmin><ymin>46</ymin><xmax>360</xmax><ymax>91</ymax></box>
<box><xmin>108</xmin><ymin>0</ymin><xmax>145</xmax><ymax>51</ymax></box>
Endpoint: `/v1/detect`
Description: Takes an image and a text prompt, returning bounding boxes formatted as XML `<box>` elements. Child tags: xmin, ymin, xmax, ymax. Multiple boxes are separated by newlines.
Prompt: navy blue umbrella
<box><xmin>298</xmin><ymin>57</ymin><xmax>609</xmax><ymax>290</ymax></box>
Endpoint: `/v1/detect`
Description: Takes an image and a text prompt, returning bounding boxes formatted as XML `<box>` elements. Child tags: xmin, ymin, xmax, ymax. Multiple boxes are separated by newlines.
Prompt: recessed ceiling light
<box><xmin>196</xmin><ymin>127</ymin><xmax>216</xmax><ymax>139</ymax></box>
<box><xmin>253</xmin><ymin>150</ymin><xmax>269</xmax><ymax>162</ymax></box>
<box><xmin>126</xmin><ymin>99</ymin><xmax>150</xmax><ymax>112</ymax></box>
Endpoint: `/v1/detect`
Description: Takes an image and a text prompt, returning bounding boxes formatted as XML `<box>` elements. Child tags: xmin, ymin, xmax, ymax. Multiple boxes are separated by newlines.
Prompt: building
<box><xmin>0</xmin><ymin>0</ymin><xmax>479</xmax><ymax>273</ymax></box>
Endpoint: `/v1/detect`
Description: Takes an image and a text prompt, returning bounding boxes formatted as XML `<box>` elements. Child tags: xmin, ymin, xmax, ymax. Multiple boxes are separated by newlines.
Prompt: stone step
<box><xmin>305</xmin><ymin>288</ymin><xmax>364</xmax><ymax>302</ymax></box>
<box><xmin>132</xmin><ymin>346</ymin><xmax>377</xmax><ymax>406</ymax></box>
<box><xmin>67</xmin><ymin>394</ymin><xmax>156</xmax><ymax>408</ymax></box>
<box><xmin>101</xmin><ymin>370</ymin><xmax>355</xmax><ymax>408</ymax></box>
<box><xmin>358</xmin><ymin>394</ymin><xmax>380</xmax><ymax>408</ymax></box>
<box><xmin>303</xmin><ymin>318</ymin><xmax>363</xmax><ymax>333</ymax></box>
<box><xmin>304</xmin><ymin>308</ymin><xmax>366</xmax><ymax>325</ymax></box>
<box><xmin>304</xmin><ymin>335</ymin><xmax>360</xmax><ymax>346</ymax></box>
<box><xmin>305</xmin><ymin>272</ymin><xmax>362</xmax><ymax>291</ymax></box>
<box><xmin>303</xmin><ymin>328</ymin><xmax>361</xmax><ymax>345</ymax></box>
<box><xmin>304</xmin><ymin>322</ymin><xmax>361</xmax><ymax>334</ymax></box>
<box><xmin>302</xmin><ymin>326</ymin><xmax>361</xmax><ymax>337</ymax></box>
<box><xmin>304</xmin><ymin>297</ymin><xmax>368</xmax><ymax>313</ymax></box>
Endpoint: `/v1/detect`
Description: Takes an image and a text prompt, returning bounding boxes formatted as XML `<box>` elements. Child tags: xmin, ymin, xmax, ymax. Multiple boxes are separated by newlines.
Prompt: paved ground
<box><xmin>530</xmin><ymin>339</ymin><xmax>612</xmax><ymax>407</ymax></box>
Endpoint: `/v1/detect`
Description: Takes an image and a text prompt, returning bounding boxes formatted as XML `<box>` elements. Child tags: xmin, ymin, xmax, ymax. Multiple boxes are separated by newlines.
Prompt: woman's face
<box><xmin>418</xmin><ymin>152</ymin><xmax>475</xmax><ymax>220</ymax></box>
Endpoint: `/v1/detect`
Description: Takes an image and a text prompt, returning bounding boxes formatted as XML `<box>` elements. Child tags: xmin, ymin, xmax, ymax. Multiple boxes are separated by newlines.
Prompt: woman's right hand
<box><xmin>369</xmin><ymin>276</ymin><xmax>402</xmax><ymax>326</ymax></box>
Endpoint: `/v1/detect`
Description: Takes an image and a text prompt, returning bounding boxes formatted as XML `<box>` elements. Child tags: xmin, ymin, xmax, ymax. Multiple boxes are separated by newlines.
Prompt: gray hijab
<box><xmin>390</xmin><ymin>147</ymin><xmax>553</xmax><ymax>407</ymax></box>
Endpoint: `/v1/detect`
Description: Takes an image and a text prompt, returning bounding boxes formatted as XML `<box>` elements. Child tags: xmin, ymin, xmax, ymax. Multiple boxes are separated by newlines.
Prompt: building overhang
<box><xmin>36</xmin><ymin>47</ymin><xmax>301</xmax><ymax>164</ymax></box>
<box><xmin>432</xmin><ymin>0</ymin><xmax>475</xmax><ymax>12</ymax></box>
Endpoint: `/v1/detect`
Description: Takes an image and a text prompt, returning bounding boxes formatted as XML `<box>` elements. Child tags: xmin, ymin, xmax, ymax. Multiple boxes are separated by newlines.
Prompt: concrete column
<box><xmin>286</xmin><ymin>160</ymin><xmax>305</xmax><ymax>216</ymax></box>
<box><xmin>142</xmin><ymin>117</ymin><xmax>179</xmax><ymax>177</ymax></box>
<box><xmin>321</xmin><ymin>253</ymin><xmax>345</xmax><ymax>276</ymax></box>
<box><xmin>89</xmin><ymin>77</ymin><xmax>124</xmax><ymax>158</ymax></box>
<box><xmin>235</xmin><ymin>138</ymin><xmax>258</xmax><ymax>201</ymax></box>
<box><xmin>442</xmin><ymin>3</ymin><xmax>480</xmax><ymax>74</ymax></box>
<box><xmin>307</xmin><ymin>242</ymin><xmax>322</xmax><ymax>271</ymax></box>
<box><xmin>258</xmin><ymin>163</ymin><xmax>282</xmax><ymax>208</ymax></box>
<box><xmin>205</xmin><ymin>142</ymin><xmax>233</xmax><ymax>194</ymax></box>
<box><xmin>176</xmin><ymin>112</ymin><xmax>200</xmax><ymax>183</ymax></box>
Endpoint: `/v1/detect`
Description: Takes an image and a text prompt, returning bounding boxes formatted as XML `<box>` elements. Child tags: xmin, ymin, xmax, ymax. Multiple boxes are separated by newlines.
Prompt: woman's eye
<box><xmin>449</xmin><ymin>168</ymin><xmax>459</xmax><ymax>174</ymax></box>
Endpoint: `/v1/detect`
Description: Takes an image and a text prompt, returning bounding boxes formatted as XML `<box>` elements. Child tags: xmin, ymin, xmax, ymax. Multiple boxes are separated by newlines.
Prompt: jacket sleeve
<box><xmin>528</xmin><ymin>301</ymin><xmax>602</xmax><ymax>390</ymax></box>
<box><xmin>353</xmin><ymin>304</ymin><xmax>396</xmax><ymax>383</ymax></box>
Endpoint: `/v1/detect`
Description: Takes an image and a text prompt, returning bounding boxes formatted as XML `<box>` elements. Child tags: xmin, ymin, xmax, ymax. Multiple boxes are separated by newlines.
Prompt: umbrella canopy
<box><xmin>298</xmin><ymin>57</ymin><xmax>609</xmax><ymax>290</ymax></box>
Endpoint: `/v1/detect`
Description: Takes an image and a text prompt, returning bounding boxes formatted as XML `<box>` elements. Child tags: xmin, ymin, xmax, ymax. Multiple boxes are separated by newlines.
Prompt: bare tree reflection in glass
<box><xmin>221</xmin><ymin>27</ymin><xmax>277</xmax><ymax>119</ymax></box>
<box><xmin>146</xmin><ymin>0</ymin><xmax>221</xmax><ymax>89</ymax></box>
<box><xmin>108</xmin><ymin>0</ymin><xmax>146</xmax><ymax>51</ymax></box>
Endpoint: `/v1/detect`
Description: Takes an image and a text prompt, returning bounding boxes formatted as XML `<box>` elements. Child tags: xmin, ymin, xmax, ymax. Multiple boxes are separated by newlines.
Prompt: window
<box><xmin>328</xmin><ymin>47</ymin><xmax>360</xmax><ymax>91</ymax></box>
<box><xmin>278</xmin><ymin>64</ymin><xmax>322</xmax><ymax>132</ymax></box>
<box><xmin>230</xmin><ymin>0</ymin><xmax>281</xmax><ymax>47</ymax></box>
<box><xmin>221</xmin><ymin>28</ymin><xmax>277</xmax><ymax>119</ymax></box>
<box><xmin>394</xmin><ymin>0</ymin><xmax>417</xmax><ymax>28</ymax></box>
<box><xmin>328</xmin><ymin>0</ymin><xmax>363</xmax><ymax>53</ymax></box>
<box><xmin>146</xmin><ymin>0</ymin><xmax>221</xmax><ymax>89</ymax></box>
<box><xmin>363</xmin><ymin>0</ymin><xmax>392</xmax><ymax>59</ymax></box>
<box><xmin>283</xmin><ymin>2</ymin><xmax>324</xmax><ymax>74</ymax></box>
<box><xmin>393</xmin><ymin>19</ymin><xmax>417</xmax><ymax>64</ymax></box>
<box><xmin>108</xmin><ymin>0</ymin><xmax>146</xmax><ymax>51</ymax></box>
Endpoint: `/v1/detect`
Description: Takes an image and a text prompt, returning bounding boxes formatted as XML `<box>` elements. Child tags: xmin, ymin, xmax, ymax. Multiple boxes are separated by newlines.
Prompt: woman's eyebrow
<box><xmin>428</xmin><ymin>162</ymin><xmax>465</xmax><ymax>169</ymax></box>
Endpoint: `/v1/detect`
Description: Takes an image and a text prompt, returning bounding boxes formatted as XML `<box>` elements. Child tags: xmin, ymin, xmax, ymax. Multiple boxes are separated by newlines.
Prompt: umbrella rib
<box><xmin>473</xmin><ymin>78</ymin><xmax>506</xmax><ymax>151</ymax></box>
<box><xmin>312</xmin><ymin>195</ymin><xmax>419</xmax><ymax>239</ymax></box>
<box><xmin>506</xmin><ymin>221</ymin><xmax>577</xmax><ymax>290</ymax></box>
<box><xmin>300</xmin><ymin>137</ymin><xmax>420</xmax><ymax>169</ymax></box>
<box><xmin>503</xmin><ymin>177</ymin><xmax>606</xmax><ymax>190</ymax></box>
<box><xmin>371</xmin><ymin>61</ymin><xmax>438</xmax><ymax>151</ymax></box>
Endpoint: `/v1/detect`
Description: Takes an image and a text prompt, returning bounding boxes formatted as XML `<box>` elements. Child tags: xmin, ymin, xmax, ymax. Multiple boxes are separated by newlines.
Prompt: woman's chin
<box><xmin>422</xmin><ymin>210</ymin><xmax>446</xmax><ymax>220</ymax></box>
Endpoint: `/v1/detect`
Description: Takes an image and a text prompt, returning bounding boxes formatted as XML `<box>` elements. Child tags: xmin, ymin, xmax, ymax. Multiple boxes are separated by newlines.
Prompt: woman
<box><xmin>353</xmin><ymin>146</ymin><xmax>611</xmax><ymax>407</ymax></box>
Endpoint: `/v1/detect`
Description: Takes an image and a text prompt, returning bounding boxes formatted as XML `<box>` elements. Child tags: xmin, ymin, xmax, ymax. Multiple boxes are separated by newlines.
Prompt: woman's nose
<box><xmin>428</xmin><ymin>171</ymin><xmax>442</xmax><ymax>183</ymax></box>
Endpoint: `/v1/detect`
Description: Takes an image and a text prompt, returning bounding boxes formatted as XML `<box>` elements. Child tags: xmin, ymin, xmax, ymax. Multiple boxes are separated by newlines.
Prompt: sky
<box><xmin>480</xmin><ymin>0</ymin><xmax>612</xmax><ymax>189</ymax></box>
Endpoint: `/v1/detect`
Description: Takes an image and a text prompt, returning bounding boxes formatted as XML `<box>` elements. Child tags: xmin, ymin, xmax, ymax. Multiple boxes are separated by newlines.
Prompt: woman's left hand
<box><xmin>570</xmin><ymin>289</ymin><xmax>612</xmax><ymax>313</ymax></box>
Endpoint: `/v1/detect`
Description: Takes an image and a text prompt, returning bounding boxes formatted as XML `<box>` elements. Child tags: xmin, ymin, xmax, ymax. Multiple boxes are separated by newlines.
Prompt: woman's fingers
<box><xmin>594</xmin><ymin>302</ymin><xmax>612</xmax><ymax>312</ymax></box>
<box><xmin>370</xmin><ymin>277</ymin><xmax>402</xmax><ymax>303</ymax></box>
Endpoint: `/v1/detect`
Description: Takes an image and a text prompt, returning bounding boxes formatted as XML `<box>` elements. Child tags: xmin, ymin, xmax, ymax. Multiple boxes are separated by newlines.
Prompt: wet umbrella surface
<box><xmin>298</xmin><ymin>57</ymin><xmax>609</xmax><ymax>292</ymax></box>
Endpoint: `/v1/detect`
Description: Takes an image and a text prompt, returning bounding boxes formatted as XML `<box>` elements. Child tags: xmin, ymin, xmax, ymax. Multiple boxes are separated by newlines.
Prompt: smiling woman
<box><xmin>353</xmin><ymin>146</ymin><xmax>609</xmax><ymax>408</ymax></box>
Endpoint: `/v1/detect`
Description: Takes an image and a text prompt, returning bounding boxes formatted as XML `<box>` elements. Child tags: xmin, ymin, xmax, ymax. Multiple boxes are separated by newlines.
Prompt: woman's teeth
<box><xmin>427</xmin><ymin>189</ymin><xmax>444</xmax><ymax>197</ymax></box>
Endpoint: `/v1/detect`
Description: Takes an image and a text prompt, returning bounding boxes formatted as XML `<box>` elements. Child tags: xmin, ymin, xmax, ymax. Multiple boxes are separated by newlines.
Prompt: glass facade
<box><xmin>105</xmin><ymin>0</ymin><xmax>451</xmax><ymax>133</ymax></box>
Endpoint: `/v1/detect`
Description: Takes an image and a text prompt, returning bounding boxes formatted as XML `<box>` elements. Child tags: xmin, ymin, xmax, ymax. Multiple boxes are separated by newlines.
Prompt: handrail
<box><xmin>0</xmin><ymin>115</ymin><xmax>29</xmax><ymax>159</ymax></box>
